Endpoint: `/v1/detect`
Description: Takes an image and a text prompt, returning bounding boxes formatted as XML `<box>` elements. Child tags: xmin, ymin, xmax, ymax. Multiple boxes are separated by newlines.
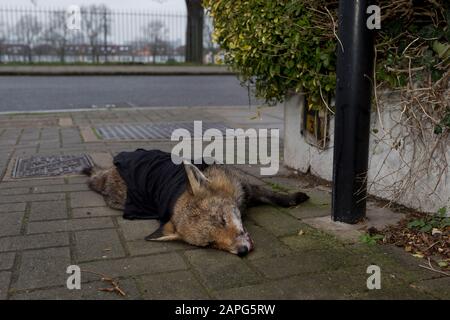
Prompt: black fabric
<box><xmin>113</xmin><ymin>149</ymin><xmax>207</xmax><ymax>223</ymax></box>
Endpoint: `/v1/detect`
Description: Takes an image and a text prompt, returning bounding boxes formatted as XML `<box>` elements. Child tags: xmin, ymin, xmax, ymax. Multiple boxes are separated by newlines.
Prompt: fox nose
<box><xmin>237</xmin><ymin>246</ymin><xmax>249</xmax><ymax>257</ymax></box>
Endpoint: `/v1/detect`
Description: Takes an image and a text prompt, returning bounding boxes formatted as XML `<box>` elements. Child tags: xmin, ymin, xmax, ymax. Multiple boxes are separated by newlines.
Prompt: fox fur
<box><xmin>83</xmin><ymin>163</ymin><xmax>309</xmax><ymax>256</ymax></box>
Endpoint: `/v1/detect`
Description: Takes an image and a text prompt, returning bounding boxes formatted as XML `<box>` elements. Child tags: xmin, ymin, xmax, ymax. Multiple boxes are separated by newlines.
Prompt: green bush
<box><xmin>204</xmin><ymin>0</ymin><xmax>449</xmax><ymax>112</ymax></box>
<box><xmin>204</xmin><ymin>0</ymin><xmax>337</xmax><ymax>108</ymax></box>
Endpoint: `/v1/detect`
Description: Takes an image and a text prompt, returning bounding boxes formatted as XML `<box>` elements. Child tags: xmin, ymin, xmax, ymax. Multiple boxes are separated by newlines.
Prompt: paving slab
<box><xmin>14</xmin><ymin>247</ymin><xmax>71</xmax><ymax>290</ymax></box>
<box><xmin>78</xmin><ymin>253</ymin><xmax>188</xmax><ymax>280</ymax></box>
<box><xmin>80</xmin><ymin>127</ymin><xmax>99</xmax><ymax>143</ymax></box>
<box><xmin>126</xmin><ymin>239</ymin><xmax>196</xmax><ymax>256</ymax></box>
<box><xmin>75</xmin><ymin>229</ymin><xmax>126</xmax><ymax>262</ymax></box>
<box><xmin>244</xmin><ymin>222</ymin><xmax>292</xmax><ymax>260</ymax></box>
<box><xmin>0</xmin><ymin>272</ymin><xmax>12</xmax><ymax>299</ymax></box>
<box><xmin>0</xmin><ymin>203</ymin><xmax>26</xmax><ymax>213</ymax></box>
<box><xmin>27</xmin><ymin>217</ymin><xmax>114</xmax><ymax>234</ymax></box>
<box><xmin>0</xmin><ymin>178</ymin><xmax>65</xmax><ymax>189</ymax></box>
<box><xmin>29</xmin><ymin>200</ymin><xmax>68</xmax><ymax>221</ymax></box>
<box><xmin>0</xmin><ymin>233</ymin><xmax>69</xmax><ymax>252</ymax></box>
<box><xmin>0</xmin><ymin>212</ymin><xmax>24</xmax><ymax>237</ymax></box>
<box><xmin>0</xmin><ymin>193</ymin><xmax>65</xmax><ymax>204</ymax></box>
<box><xmin>246</xmin><ymin>206</ymin><xmax>306</xmax><ymax>237</ymax></box>
<box><xmin>70</xmin><ymin>191</ymin><xmax>106</xmax><ymax>208</ymax></box>
<box><xmin>0</xmin><ymin>252</ymin><xmax>15</xmax><ymax>270</ymax></box>
<box><xmin>67</xmin><ymin>176</ymin><xmax>89</xmax><ymax>184</ymax></box>
<box><xmin>11</xmin><ymin>278</ymin><xmax>141</xmax><ymax>300</ymax></box>
<box><xmin>89</xmin><ymin>152</ymin><xmax>113</xmax><ymax>168</ymax></box>
<box><xmin>32</xmin><ymin>184</ymin><xmax>90</xmax><ymax>193</ymax></box>
<box><xmin>213</xmin><ymin>281</ymin><xmax>285</xmax><ymax>300</ymax></box>
<box><xmin>274</xmin><ymin>274</ymin><xmax>355</xmax><ymax>299</ymax></box>
<box><xmin>58</xmin><ymin>117</ymin><xmax>73</xmax><ymax>127</ymax></box>
<box><xmin>72</xmin><ymin>206</ymin><xmax>121</xmax><ymax>218</ymax></box>
<box><xmin>139</xmin><ymin>270</ymin><xmax>210</xmax><ymax>299</ymax></box>
<box><xmin>185</xmin><ymin>249</ymin><xmax>261</xmax><ymax>291</ymax></box>
<box><xmin>283</xmin><ymin>202</ymin><xmax>331</xmax><ymax>219</ymax></box>
<box><xmin>250</xmin><ymin>249</ymin><xmax>360</xmax><ymax>280</ymax></box>
<box><xmin>117</xmin><ymin>218</ymin><xmax>160</xmax><ymax>241</ymax></box>
<box><xmin>280</xmin><ymin>232</ymin><xmax>337</xmax><ymax>252</ymax></box>
<box><xmin>412</xmin><ymin>277</ymin><xmax>450</xmax><ymax>299</ymax></box>
<box><xmin>0</xmin><ymin>187</ymin><xmax>30</xmax><ymax>196</ymax></box>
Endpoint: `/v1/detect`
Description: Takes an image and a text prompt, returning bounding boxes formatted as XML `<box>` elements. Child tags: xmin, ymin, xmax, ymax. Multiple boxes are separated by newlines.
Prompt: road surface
<box><xmin>0</xmin><ymin>76</ymin><xmax>259</xmax><ymax>112</ymax></box>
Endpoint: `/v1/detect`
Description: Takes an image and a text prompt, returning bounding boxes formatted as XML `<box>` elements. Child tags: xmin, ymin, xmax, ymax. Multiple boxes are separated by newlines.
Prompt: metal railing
<box><xmin>0</xmin><ymin>6</ymin><xmax>220</xmax><ymax>64</ymax></box>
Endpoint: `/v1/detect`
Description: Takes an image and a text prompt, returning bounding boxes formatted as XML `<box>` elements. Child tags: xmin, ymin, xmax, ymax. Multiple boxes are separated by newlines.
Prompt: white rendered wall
<box><xmin>284</xmin><ymin>93</ymin><xmax>450</xmax><ymax>213</ymax></box>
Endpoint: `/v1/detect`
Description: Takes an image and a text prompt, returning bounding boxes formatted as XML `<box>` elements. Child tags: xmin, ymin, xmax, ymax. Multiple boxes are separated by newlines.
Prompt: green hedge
<box><xmin>205</xmin><ymin>0</ymin><xmax>337</xmax><ymax>109</ymax></box>
<box><xmin>204</xmin><ymin>0</ymin><xmax>449</xmax><ymax>113</ymax></box>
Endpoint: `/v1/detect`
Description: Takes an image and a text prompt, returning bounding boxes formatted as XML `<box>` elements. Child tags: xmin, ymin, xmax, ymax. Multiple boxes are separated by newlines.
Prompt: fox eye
<box><xmin>220</xmin><ymin>216</ymin><xmax>227</xmax><ymax>226</ymax></box>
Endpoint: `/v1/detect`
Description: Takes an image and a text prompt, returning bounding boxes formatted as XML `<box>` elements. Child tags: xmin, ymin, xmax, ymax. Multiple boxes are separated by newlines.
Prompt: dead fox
<box><xmin>83</xmin><ymin>150</ymin><xmax>309</xmax><ymax>256</ymax></box>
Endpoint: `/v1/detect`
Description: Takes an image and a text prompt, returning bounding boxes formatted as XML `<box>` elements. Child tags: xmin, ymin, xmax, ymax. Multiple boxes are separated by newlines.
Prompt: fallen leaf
<box><xmin>438</xmin><ymin>261</ymin><xmax>448</xmax><ymax>268</ymax></box>
<box><xmin>431</xmin><ymin>228</ymin><xmax>442</xmax><ymax>236</ymax></box>
<box><xmin>412</xmin><ymin>253</ymin><xmax>424</xmax><ymax>259</ymax></box>
<box><xmin>405</xmin><ymin>246</ymin><xmax>412</xmax><ymax>252</ymax></box>
<box><xmin>298</xmin><ymin>229</ymin><xmax>305</xmax><ymax>236</ymax></box>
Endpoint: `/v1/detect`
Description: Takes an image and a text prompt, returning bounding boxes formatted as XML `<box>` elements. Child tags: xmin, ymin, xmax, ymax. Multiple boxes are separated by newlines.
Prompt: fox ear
<box><xmin>183</xmin><ymin>160</ymin><xmax>209</xmax><ymax>195</ymax></box>
<box><xmin>145</xmin><ymin>221</ymin><xmax>180</xmax><ymax>241</ymax></box>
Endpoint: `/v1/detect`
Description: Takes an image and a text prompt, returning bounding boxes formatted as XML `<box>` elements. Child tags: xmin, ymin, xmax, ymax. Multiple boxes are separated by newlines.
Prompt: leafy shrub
<box><xmin>204</xmin><ymin>0</ymin><xmax>337</xmax><ymax>108</ymax></box>
<box><xmin>204</xmin><ymin>0</ymin><xmax>449</xmax><ymax>114</ymax></box>
<box><xmin>407</xmin><ymin>207</ymin><xmax>450</xmax><ymax>233</ymax></box>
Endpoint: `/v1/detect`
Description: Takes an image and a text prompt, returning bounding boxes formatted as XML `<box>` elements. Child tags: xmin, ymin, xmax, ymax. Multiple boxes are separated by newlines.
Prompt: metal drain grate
<box><xmin>12</xmin><ymin>154</ymin><xmax>94</xmax><ymax>178</ymax></box>
<box><xmin>94</xmin><ymin>122</ymin><xmax>230</xmax><ymax>140</ymax></box>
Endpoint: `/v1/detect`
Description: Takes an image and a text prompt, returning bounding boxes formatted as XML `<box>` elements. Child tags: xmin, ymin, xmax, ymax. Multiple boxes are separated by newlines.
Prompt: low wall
<box><xmin>284</xmin><ymin>93</ymin><xmax>450</xmax><ymax>213</ymax></box>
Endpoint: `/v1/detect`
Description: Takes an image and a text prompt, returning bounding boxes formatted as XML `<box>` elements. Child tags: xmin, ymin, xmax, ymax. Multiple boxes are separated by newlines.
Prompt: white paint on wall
<box><xmin>284</xmin><ymin>93</ymin><xmax>450</xmax><ymax>214</ymax></box>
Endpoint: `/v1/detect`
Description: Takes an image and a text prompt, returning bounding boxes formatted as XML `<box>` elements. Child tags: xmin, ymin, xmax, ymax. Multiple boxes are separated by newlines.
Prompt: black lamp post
<box><xmin>332</xmin><ymin>0</ymin><xmax>375</xmax><ymax>223</ymax></box>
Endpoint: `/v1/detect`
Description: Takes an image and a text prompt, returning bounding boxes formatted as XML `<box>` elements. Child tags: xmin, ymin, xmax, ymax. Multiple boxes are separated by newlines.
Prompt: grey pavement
<box><xmin>0</xmin><ymin>105</ymin><xmax>448</xmax><ymax>300</ymax></box>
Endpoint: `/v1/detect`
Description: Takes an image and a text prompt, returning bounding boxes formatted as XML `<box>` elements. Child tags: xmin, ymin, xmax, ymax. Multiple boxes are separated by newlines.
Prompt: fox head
<box><xmin>146</xmin><ymin>162</ymin><xmax>254</xmax><ymax>256</ymax></box>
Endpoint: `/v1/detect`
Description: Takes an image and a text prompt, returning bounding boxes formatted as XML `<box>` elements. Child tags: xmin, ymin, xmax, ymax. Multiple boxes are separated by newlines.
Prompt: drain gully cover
<box><xmin>11</xmin><ymin>154</ymin><xmax>94</xmax><ymax>179</ymax></box>
<box><xmin>94</xmin><ymin>122</ymin><xmax>230</xmax><ymax>140</ymax></box>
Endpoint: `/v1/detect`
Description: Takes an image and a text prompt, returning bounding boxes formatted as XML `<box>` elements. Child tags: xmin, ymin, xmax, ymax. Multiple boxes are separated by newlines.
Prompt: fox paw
<box><xmin>290</xmin><ymin>192</ymin><xmax>309</xmax><ymax>206</ymax></box>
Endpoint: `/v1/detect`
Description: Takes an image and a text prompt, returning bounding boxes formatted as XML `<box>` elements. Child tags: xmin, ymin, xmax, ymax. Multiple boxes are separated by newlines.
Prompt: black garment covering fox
<box><xmin>113</xmin><ymin>149</ymin><xmax>207</xmax><ymax>223</ymax></box>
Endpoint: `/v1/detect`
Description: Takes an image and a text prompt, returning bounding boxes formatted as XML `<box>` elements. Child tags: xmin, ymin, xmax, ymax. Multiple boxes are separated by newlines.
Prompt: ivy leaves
<box><xmin>205</xmin><ymin>0</ymin><xmax>448</xmax><ymax>117</ymax></box>
<box><xmin>434</xmin><ymin>110</ymin><xmax>450</xmax><ymax>135</ymax></box>
<box><xmin>204</xmin><ymin>0</ymin><xmax>337</xmax><ymax>106</ymax></box>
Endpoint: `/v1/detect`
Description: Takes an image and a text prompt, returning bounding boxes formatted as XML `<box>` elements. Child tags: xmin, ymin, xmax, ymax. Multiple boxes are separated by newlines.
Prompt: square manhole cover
<box><xmin>11</xmin><ymin>154</ymin><xmax>93</xmax><ymax>179</ymax></box>
<box><xmin>94</xmin><ymin>122</ymin><xmax>230</xmax><ymax>140</ymax></box>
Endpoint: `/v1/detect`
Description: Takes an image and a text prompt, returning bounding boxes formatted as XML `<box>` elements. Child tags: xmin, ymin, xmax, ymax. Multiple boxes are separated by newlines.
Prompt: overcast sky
<box><xmin>0</xmin><ymin>0</ymin><xmax>186</xmax><ymax>12</ymax></box>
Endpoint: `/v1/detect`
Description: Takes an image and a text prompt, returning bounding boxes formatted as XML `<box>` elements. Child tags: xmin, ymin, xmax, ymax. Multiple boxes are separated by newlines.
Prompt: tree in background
<box><xmin>142</xmin><ymin>20</ymin><xmax>169</xmax><ymax>64</ymax></box>
<box><xmin>15</xmin><ymin>14</ymin><xmax>42</xmax><ymax>63</ymax></box>
<box><xmin>151</xmin><ymin>0</ymin><xmax>207</xmax><ymax>64</ymax></box>
<box><xmin>185</xmin><ymin>0</ymin><xmax>203</xmax><ymax>64</ymax></box>
<box><xmin>43</xmin><ymin>10</ymin><xmax>68</xmax><ymax>63</ymax></box>
<box><xmin>0</xmin><ymin>21</ymin><xmax>6</xmax><ymax>63</ymax></box>
<box><xmin>81</xmin><ymin>4</ymin><xmax>111</xmax><ymax>63</ymax></box>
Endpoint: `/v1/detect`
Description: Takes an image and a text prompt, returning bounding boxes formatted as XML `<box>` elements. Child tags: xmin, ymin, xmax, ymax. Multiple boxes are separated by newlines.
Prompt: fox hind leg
<box><xmin>105</xmin><ymin>195</ymin><xmax>125</xmax><ymax>210</ymax></box>
<box><xmin>83</xmin><ymin>166</ymin><xmax>127</xmax><ymax>211</ymax></box>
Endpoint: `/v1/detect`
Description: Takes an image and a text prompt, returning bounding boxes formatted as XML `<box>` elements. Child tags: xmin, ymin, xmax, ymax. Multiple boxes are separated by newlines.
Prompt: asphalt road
<box><xmin>0</xmin><ymin>76</ymin><xmax>258</xmax><ymax>112</ymax></box>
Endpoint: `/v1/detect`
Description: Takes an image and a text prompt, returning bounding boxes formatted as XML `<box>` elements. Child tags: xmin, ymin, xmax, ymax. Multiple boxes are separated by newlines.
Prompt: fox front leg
<box><xmin>245</xmin><ymin>184</ymin><xmax>309</xmax><ymax>208</ymax></box>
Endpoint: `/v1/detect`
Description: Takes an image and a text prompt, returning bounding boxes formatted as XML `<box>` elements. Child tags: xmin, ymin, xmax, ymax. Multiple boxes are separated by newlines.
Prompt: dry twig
<box><xmin>81</xmin><ymin>269</ymin><xmax>127</xmax><ymax>297</ymax></box>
